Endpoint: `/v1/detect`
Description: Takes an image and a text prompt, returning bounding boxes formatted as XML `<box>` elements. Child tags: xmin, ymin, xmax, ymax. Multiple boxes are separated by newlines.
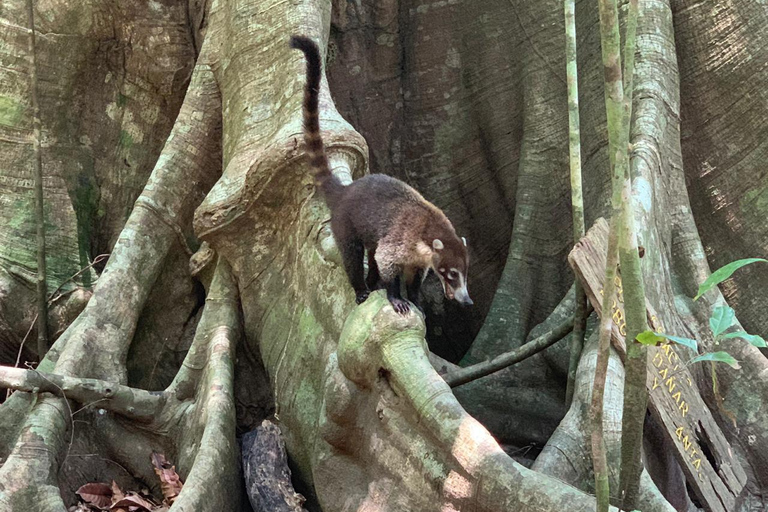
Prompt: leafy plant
<box><xmin>637</xmin><ymin>259</ymin><xmax>766</xmax><ymax>370</ymax></box>
<box><xmin>694</xmin><ymin>258</ymin><xmax>767</xmax><ymax>301</ymax></box>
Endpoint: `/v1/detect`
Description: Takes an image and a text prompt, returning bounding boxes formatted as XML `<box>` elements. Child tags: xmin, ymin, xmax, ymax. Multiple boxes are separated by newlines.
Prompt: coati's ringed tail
<box><xmin>289</xmin><ymin>35</ymin><xmax>345</xmax><ymax>209</ymax></box>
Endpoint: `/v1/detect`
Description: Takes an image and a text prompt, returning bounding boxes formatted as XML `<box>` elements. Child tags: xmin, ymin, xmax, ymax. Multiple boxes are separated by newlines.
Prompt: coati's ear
<box><xmin>432</xmin><ymin>239</ymin><xmax>444</xmax><ymax>251</ymax></box>
<box><xmin>461</xmin><ymin>236</ymin><xmax>467</xmax><ymax>246</ymax></box>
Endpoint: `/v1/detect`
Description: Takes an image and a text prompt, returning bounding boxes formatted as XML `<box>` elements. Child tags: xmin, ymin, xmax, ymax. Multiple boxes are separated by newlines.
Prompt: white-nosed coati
<box><xmin>290</xmin><ymin>35</ymin><xmax>472</xmax><ymax>315</ymax></box>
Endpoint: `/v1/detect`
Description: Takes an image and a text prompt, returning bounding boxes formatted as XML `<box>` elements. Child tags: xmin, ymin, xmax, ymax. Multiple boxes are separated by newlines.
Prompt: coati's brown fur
<box><xmin>290</xmin><ymin>35</ymin><xmax>472</xmax><ymax>314</ymax></box>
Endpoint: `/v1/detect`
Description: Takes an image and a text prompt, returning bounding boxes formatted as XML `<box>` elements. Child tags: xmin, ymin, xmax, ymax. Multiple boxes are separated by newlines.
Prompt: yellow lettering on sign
<box><xmin>666</xmin><ymin>377</ymin><xmax>676</xmax><ymax>393</ymax></box>
<box><xmin>658</xmin><ymin>367</ymin><xmax>668</xmax><ymax>379</ymax></box>
<box><xmin>667</xmin><ymin>350</ymin><xmax>678</xmax><ymax>365</ymax></box>
<box><xmin>692</xmin><ymin>459</ymin><xmax>701</xmax><ymax>470</ymax></box>
<box><xmin>653</xmin><ymin>352</ymin><xmax>664</xmax><ymax>368</ymax></box>
<box><xmin>672</xmin><ymin>391</ymin><xmax>682</xmax><ymax>404</ymax></box>
<box><xmin>652</xmin><ymin>376</ymin><xmax>660</xmax><ymax>391</ymax></box>
<box><xmin>676</xmin><ymin>426</ymin><xmax>684</xmax><ymax>439</ymax></box>
<box><xmin>689</xmin><ymin>448</ymin><xmax>698</xmax><ymax>459</ymax></box>
<box><xmin>679</xmin><ymin>402</ymin><xmax>689</xmax><ymax>417</ymax></box>
<box><xmin>682</xmin><ymin>436</ymin><xmax>692</xmax><ymax>452</ymax></box>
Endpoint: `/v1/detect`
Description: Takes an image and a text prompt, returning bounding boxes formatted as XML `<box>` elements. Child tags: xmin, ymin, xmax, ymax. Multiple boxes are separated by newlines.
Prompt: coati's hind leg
<box><xmin>366</xmin><ymin>249</ymin><xmax>382</xmax><ymax>291</ymax></box>
<box><xmin>338</xmin><ymin>238</ymin><xmax>368</xmax><ymax>304</ymax></box>
<box><xmin>375</xmin><ymin>244</ymin><xmax>409</xmax><ymax>314</ymax></box>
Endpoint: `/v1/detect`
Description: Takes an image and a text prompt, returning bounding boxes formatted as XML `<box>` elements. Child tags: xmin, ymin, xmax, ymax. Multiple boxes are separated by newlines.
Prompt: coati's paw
<box><xmin>355</xmin><ymin>291</ymin><xmax>370</xmax><ymax>305</ymax></box>
<box><xmin>389</xmin><ymin>298</ymin><xmax>411</xmax><ymax>315</ymax></box>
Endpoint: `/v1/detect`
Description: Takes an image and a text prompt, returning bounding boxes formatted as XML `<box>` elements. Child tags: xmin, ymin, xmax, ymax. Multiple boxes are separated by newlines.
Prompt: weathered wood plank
<box><xmin>568</xmin><ymin>218</ymin><xmax>746</xmax><ymax>512</ymax></box>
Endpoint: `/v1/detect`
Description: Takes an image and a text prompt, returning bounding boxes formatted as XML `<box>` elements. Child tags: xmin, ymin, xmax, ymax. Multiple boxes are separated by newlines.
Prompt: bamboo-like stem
<box><xmin>593</xmin><ymin>0</ymin><xmax>629</xmax><ymax>508</ymax></box>
<box><xmin>617</xmin><ymin>0</ymin><xmax>650</xmax><ymax>508</ymax></box>
<box><xmin>591</xmin><ymin>218</ymin><xmax>619</xmax><ymax>512</ymax></box>
<box><xmin>26</xmin><ymin>0</ymin><xmax>48</xmax><ymax>360</ymax></box>
<box><xmin>564</xmin><ymin>0</ymin><xmax>587</xmax><ymax>407</ymax></box>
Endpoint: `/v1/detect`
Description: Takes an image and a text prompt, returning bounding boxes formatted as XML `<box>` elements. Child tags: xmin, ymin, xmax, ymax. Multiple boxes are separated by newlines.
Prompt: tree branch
<box><xmin>0</xmin><ymin>366</ymin><xmax>167</xmax><ymax>422</ymax></box>
<box><xmin>444</xmin><ymin>314</ymin><xmax>573</xmax><ymax>388</ymax></box>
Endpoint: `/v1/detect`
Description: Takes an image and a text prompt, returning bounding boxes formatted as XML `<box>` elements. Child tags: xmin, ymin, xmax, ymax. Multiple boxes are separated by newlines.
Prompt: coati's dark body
<box><xmin>290</xmin><ymin>35</ymin><xmax>472</xmax><ymax>314</ymax></box>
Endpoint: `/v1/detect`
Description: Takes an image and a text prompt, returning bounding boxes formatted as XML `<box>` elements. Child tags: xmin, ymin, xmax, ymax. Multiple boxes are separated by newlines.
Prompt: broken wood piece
<box><xmin>568</xmin><ymin>218</ymin><xmax>746</xmax><ymax>512</ymax></box>
<box><xmin>242</xmin><ymin>419</ymin><xmax>307</xmax><ymax>512</ymax></box>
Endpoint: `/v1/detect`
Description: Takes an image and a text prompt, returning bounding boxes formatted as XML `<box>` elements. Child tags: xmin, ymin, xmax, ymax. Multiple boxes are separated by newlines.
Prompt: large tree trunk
<box><xmin>0</xmin><ymin>0</ymin><xmax>766</xmax><ymax>511</ymax></box>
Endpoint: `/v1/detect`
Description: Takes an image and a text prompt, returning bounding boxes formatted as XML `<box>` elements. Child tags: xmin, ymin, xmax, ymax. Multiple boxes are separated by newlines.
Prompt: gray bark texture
<box><xmin>0</xmin><ymin>0</ymin><xmax>765</xmax><ymax>511</ymax></box>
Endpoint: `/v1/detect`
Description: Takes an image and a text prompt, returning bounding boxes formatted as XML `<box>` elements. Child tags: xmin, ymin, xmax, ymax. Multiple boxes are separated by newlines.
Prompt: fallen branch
<box><xmin>0</xmin><ymin>365</ymin><xmax>167</xmax><ymax>422</ymax></box>
<box><xmin>444</xmin><ymin>314</ymin><xmax>574</xmax><ymax>388</ymax></box>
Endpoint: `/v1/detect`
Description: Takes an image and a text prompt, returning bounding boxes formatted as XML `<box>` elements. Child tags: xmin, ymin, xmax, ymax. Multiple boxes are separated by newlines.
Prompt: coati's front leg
<box><xmin>375</xmin><ymin>242</ymin><xmax>410</xmax><ymax>314</ymax></box>
<box><xmin>386</xmin><ymin>275</ymin><xmax>410</xmax><ymax>315</ymax></box>
<box><xmin>339</xmin><ymin>238</ymin><xmax>369</xmax><ymax>304</ymax></box>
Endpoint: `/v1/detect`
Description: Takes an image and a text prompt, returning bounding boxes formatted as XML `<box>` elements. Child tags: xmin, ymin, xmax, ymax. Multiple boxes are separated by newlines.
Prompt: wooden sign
<box><xmin>568</xmin><ymin>218</ymin><xmax>746</xmax><ymax>512</ymax></box>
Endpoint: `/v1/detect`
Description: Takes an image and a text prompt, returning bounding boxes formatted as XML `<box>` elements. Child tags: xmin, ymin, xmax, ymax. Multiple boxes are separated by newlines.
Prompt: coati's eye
<box><xmin>447</xmin><ymin>269</ymin><xmax>459</xmax><ymax>281</ymax></box>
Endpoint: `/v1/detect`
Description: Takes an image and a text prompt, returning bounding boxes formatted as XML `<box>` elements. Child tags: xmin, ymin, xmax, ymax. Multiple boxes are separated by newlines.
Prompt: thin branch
<box><xmin>564</xmin><ymin>0</ymin><xmax>587</xmax><ymax>407</ymax></box>
<box><xmin>6</xmin><ymin>315</ymin><xmax>37</xmax><ymax>399</ymax></box>
<box><xmin>7</xmin><ymin>253</ymin><xmax>111</xmax><ymax>388</ymax></box>
<box><xmin>445</xmin><ymin>315</ymin><xmax>573</xmax><ymax>388</ymax></box>
<box><xmin>48</xmin><ymin>253</ymin><xmax>109</xmax><ymax>303</ymax></box>
<box><xmin>26</xmin><ymin>0</ymin><xmax>48</xmax><ymax>360</ymax></box>
<box><xmin>0</xmin><ymin>365</ymin><xmax>169</xmax><ymax>422</ymax></box>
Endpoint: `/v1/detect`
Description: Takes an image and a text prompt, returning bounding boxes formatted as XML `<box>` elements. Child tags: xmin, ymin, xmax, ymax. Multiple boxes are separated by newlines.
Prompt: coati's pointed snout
<box><xmin>454</xmin><ymin>286</ymin><xmax>473</xmax><ymax>306</ymax></box>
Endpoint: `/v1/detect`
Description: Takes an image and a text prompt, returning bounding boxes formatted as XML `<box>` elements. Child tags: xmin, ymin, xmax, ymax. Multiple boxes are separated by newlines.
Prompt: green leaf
<box><xmin>709</xmin><ymin>306</ymin><xmax>735</xmax><ymax>337</ymax></box>
<box><xmin>637</xmin><ymin>330</ymin><xmax>665</xmax><ymax>346</ymax></box>
<box><xmin>654</xmin><ymin>333</ymin><xmax>698</xmax><ymax>351</ymax></box>
<box><xmin>694</xmin><ymin>258</ymin><xmax>767</xmax><ymax>300</ymax></box>
<box><xmin>690</xmin><ymin>352</ymin><xmax>741</xmax><ymax>369</ymax></box>
<box><xmin>722</xmin><ymin>331</ymin><xmax>768</xmax><ymax>348</ymax></box>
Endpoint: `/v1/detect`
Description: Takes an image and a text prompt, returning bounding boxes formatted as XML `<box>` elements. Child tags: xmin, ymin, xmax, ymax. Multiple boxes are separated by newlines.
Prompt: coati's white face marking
<box><xmin>431</xmin><ymin>237</ymin><xmax>473</xmax><ymax>306</ymax></box>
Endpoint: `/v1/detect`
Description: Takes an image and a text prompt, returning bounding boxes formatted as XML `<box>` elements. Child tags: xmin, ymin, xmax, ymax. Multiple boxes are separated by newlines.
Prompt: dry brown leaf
<box><xmin>76</xmin><ymin>482</ymin><xmax>113</xmax><ymax>510</ymax></box>
<box><xmin>111</xmin><ymin>492</ymin><xmax>154</xmax><ymax>511</ymax></box>
<box><xmin>151</xmin><ymin>452</ymin><xmax>183</xmax><ymax>504</ymax></box>
<box><xmin>109</xmin><ymin>481</ymin><xmax>129</xmax><ymax>512</ymax></box>
<box><xmin>110</xmin><ymin>481</ymin><xmax>125</xmax><ymax>503</ymax></box>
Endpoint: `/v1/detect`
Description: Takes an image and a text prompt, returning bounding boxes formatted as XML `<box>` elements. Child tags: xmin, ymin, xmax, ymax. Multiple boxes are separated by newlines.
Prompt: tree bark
<box><xmin>0</xmin><ymin>0</ymin><xmax>766</xmax><ymax>511</ymax></box>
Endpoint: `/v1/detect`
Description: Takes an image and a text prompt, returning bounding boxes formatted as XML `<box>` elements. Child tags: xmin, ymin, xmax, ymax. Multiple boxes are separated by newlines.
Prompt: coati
<box><xmin>290</xmin><ymin>35</ymin><xmax>472</xmax><ymax>315</ymax></box>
